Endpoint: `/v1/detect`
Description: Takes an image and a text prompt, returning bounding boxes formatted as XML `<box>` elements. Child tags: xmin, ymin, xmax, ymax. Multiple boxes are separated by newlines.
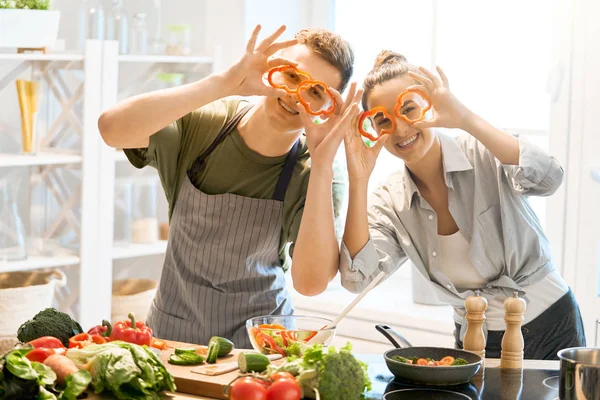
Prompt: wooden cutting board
<box><xmin>159</xmin><ymin>340</ymin><xmax>263</xmax><ymax>399</ymax></box>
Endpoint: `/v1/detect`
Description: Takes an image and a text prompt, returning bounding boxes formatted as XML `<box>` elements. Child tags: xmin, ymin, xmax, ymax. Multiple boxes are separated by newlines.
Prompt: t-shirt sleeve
<box><xmin>123</xmin><ymin>99</ymin><xmax>241</xmax><ymax>203</ymax></box>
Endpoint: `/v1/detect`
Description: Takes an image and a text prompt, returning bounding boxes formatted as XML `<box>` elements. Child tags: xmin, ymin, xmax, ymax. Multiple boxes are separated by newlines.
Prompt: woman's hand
<box><xmin>220</xmin><ymin>25</ymin><xmax>298</xmax><ymax>98</ymax></box>
<box><xmin>343</xmin><ymin>109</ymin><xmax>388</xmax><ymax>184</ymax></box>
<box><xmin>298</xmin><ymin>82</ymin><xmax>363</xmax><ymax>171</ymax></box>
<box><xmin>408</xmin><ymin>66</ymin><xmax>474</xmax><ymax>131</ymax></box>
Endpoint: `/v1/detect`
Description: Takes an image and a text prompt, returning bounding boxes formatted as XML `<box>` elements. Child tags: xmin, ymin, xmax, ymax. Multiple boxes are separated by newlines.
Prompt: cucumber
<box><xmin>174</xmin><ymin>347</ymin><xmax>197</xmax><ymax>356</ymax></box>
<box><xmin>238</xmin><ymin>352</ymin><xmax>270</xmax><ymax>373</ymax></box>
<box><xmin>168</xmin><ymin>352</ymin><xmax>205</xmax><ymax>366</ymax></box>
<box><xmin>208</xmin><ymin>336</ymin><xmax>234</xmax><ymax>357</ymax></box>
<box><xmin>206</xmin><ymin>341</ymin><xmax>220</xmax><ymax>364</ymax></box>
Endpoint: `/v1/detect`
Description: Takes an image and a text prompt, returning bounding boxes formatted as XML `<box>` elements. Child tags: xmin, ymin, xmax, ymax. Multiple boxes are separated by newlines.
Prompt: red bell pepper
<box><xmin>27</xmin><ymin>336</ymin><xmax>65</xmax><ymax>349</ymax></box>
<box><xmin>87</xmin><ymin>320</ymin><xmax>112</xmax><ymax>337</ymax></box>
<box><xmin>255</xmin><ymin>332</ymin><xmax>285</xmax><ymax>356</ymax></box>
<box><xmin>68</xmin><ymin>332</ymin><xmax>108</xmax><ymax>349</ymax></box>
<box><xmin>110</xmin><ymin>313</ymin><xmax>153</xmax><ymax>346</ymax></box>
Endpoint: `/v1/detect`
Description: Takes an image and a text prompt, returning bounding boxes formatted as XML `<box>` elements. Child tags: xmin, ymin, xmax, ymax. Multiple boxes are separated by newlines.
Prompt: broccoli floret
<box><xmin>17</xmin><ymin>308</ymin><xmax>83</xmax><ymax>346</ymax></box>
<box><xmin>452</xmin><ymin>358</ymin><xmax>468</xmax><ymax>366</ymax></box>
<box><xmin>315</xmin><ymin>346</ymin><xmax>368</xmax><ymax>400</ymax></box>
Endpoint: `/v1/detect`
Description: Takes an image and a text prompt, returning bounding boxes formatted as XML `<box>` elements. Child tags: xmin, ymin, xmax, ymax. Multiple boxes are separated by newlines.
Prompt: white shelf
<box><xmin>0</xmin><ymin>254</ymin><xmax>80</xmax><ymax>273</ymax></box>
<box><xmin>0</xmin><ymin>152</ymin><xmax>82</xmax><ymax>168</ymax></box>
<box><xmin>118</xmin><ymin>54</ymin><xmax>213</xmax><ymax>64</ymax></box>
<box><xmin>0</xmin><ymin>53</ymin><xmax>84</xmax><ymax>62</ymax></box>
<box><xmin>112</xmin><ymin>241</ymin><xmax>168</xmax><ymax>260</ymax></box>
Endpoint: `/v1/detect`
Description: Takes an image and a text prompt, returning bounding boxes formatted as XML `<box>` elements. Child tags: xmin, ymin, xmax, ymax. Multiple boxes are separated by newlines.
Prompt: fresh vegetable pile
<box><xmin>249</xmin><ymin>324</ymin><xmax>328</xmax><ymax>357</ymax></box>
<box><xmin>391</xmin><ymin>355</ymin><xmax>468</xmax><ymax>366</ymax></box>
<box><xmin>228</xmin><ymin>343</ymin><xmax>371</xmax><ymax>400</ymax></box>
<box><xmin>1</xmin><ymin>308</ymin><xmax>177</xmax><ymax>400</ymax></box>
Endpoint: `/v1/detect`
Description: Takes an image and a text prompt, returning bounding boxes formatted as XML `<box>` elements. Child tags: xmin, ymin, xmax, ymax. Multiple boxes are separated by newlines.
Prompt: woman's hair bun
<box><xmin>373</xmin><ymin>50</ymin><xmax>408</xmax><ymax>68</ymax></box>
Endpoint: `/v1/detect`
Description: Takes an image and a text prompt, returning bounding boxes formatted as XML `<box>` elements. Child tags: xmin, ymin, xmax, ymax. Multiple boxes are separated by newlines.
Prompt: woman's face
<box><xmin>366</xmin><ymin>76</ymin><xmax>436</xmax><ymax>165</ymax></box>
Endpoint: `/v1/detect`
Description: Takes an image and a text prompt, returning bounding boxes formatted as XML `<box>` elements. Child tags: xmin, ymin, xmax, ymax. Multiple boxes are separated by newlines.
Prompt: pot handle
<box><xmin>375</xmin><ymin>324</ymin><xmax>413</xmax><ymax>348</ymax></box>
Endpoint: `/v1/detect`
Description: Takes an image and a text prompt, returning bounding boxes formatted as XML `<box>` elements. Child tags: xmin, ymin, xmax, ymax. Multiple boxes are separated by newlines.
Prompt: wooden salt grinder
<box><xmin>464</xmin><ymin>289</ymin><xmax>488</xmax><ymax>358</ymax></box>
<box><xmin>500</xmin><ymin>292</ymin><xmax>526</xmax><ymax>369</ymax></box>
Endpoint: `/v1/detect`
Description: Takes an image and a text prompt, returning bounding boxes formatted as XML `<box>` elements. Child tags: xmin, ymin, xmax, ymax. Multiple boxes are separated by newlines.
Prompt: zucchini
<box><xmin>238</xmin><ymin>352</ymin><xmax>270</xmax><ymax>373</ymax></box>
<box><xmin>208</xmin><ymin>336</ymin><xmax>234</xmax><ymax>357</ymax></box>
<box><xmin>206</xmin><ymin>341</ymin><xmax>220</xmax><ymax>364</ymax></box>
<box><xmin>168</xmin><ymin>352</ymin><xmax>205</xmax><ymax>366</ymax></box>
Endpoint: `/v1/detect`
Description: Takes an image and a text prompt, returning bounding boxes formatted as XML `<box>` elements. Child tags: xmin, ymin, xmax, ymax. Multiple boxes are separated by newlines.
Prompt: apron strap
<box><xmin>187</xmin><ymin>104</ymin><xmax>254</xmax><ymax>179</ymax></box>
<box><xmin>272</xmin><ymin>138</ymin><xmax>301</xmax><ymax>201</ymax></box>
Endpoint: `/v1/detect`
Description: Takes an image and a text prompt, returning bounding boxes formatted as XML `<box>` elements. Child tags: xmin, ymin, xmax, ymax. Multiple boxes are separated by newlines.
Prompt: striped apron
<box><xmin>146</xmin><ymin>106</ymin><xmax>299</xmax><ymax>348</ymax></box>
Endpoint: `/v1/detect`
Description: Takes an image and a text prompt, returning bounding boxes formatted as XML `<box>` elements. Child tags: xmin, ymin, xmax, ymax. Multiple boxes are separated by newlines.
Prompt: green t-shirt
<box><xmin>124</xmin><ymin>98</ymin><xmax>347</xmax><ymax>269</ymax></box>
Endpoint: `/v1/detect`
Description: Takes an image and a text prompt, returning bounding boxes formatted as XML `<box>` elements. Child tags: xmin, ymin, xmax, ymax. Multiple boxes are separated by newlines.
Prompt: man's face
<box><xmin>265</xmin><ymin>44</ymin><xmax>342</xmax><ymax>131</ymax></box>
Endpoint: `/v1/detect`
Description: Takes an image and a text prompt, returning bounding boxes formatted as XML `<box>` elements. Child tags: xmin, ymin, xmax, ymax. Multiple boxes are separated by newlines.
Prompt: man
<box><xmin>98</xmin><ymin>25</ymin><xmax>355</xmax><ymax>347</ymax></box>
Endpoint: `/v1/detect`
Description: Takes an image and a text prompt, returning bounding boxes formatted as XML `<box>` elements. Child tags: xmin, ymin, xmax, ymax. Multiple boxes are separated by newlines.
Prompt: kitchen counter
<box><xmin>87</xmin><ymin>357</ymin><xmax>559</xmax><ymax>400</ymax></box>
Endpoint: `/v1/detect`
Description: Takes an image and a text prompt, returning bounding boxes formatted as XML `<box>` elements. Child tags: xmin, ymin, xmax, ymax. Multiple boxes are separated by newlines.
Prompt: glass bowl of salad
<box><xmin>246</xmin><ymin>315</ymin><xmax>336</xmax><ymax>356</ymax></box>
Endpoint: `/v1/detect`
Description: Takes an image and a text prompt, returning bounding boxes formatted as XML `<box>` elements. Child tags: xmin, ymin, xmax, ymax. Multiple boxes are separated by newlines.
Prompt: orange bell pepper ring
<box><xmin>358</xmin><ymin>106</ymin><xmax>396</xmax><ymax>142</ymax></box>
<box><xmin>393</xmin><ymin>88</ymin><xmax>432</xmax><ymax>124</ymax></box>
<box><xmin>266</xmin><ymin>65</ymin><xmax>337</xmax><ymax>116</ymax></box>
<box><xmin>69</xmin><ymin>332</ymin><xmax>108</xmax><ymax>349</ymax></box>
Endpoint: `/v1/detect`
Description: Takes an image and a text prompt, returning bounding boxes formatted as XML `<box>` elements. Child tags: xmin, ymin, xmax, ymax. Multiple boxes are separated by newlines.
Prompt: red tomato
<box><xmin>26</xmin><ymin>348</ymin><xmax>56</xmax><ymax>363</ymax></box>
<box><xmin>270</xmin><ymin>371</ymin><xmax>295</xmax><ymax>382</ymax></box>
<box><xmin>230</xmin><ymin>377</ymin><xmax>268</xmax><ymax>400</ymax></box>
<box><xmin>266</xmin><ymin>378</ymin><xmax>301</xmax><ymax>400</ymax></box>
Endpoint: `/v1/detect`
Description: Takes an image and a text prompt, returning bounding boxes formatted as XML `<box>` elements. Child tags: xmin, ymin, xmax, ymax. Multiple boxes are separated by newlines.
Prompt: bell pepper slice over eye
<box><xmin>358</xmin><ymin>107</ymin><xmax>396</xmax><ymax>142</ymax></box>
<box><xmin>266</xmin><ymin>65</ymin><xmax>313</xmax><ymax>93</ymax></box>
<box><xmin>110</xmin><ymin>313</ymin><xmax>153</xmax><ymax>346</ymax></box>
<box><xmin>393</xmin><ymin>88</ymin><xmax>432</xmax><ymax>124</ymax></box>
<box><xmin>296</xmin><ymin>80</ymin><xmax>337</xmax><ymax>116</ymax></box>
<box><xmin>27</xmin><ymin>336</ymin><xmax>66</xmax><ymax>349</ymax></box>
<box><xmin>87</xmin><ymin>320</ymin><xmax>112</xmax><ymax>337</ymax></box>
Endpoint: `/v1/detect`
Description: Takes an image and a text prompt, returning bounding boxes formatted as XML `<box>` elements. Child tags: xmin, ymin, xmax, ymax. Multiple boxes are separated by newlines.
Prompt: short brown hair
<box><xmin>362</xmin><ymin>50</ymin><xmax>418</xmax><ymax>110</ymax></box>
<box><xmin>295</xmin><ymin>28</ymin><xmax>355</xmax><ymax>93</ymax></box>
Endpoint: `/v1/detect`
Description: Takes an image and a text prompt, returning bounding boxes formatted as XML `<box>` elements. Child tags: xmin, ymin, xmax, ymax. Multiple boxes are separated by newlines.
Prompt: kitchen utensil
<box><xmin>377</xmin><ymin>324</ymin><xmax>483</xmax><ymax>386</ymax></box>
<box><xmin>558</xmin><ymin>347</ymin><xmax>600</xmax><ymax>400</ymax></box>
<box><xmin>192</xmin><ymin>353</ymin><xmax>282</xmax><ymax>376</ymax></box>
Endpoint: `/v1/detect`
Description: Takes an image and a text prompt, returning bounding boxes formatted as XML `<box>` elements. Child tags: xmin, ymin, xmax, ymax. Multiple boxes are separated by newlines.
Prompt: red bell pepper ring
<box><xmin>277</xmin><ymin>331</ymin><xmax>289</xmax><ymax>347</ymax></box>
<box><xmin>304</xmin><ymin>331</ymin><xmax>318</xmax><ymax>342</ymax></box>
<box><xmin>358</xmin><ymin>106</ymin><xmax>397</xmax><ymax>142</ymax></box>
<box><xmin>69</xmin><ymin>333</ymin><xmax>108</xmax><ymax>349</ymax></box>
<box><xmin>27</xmin><ymin>336</ymin><xmax>66</xmax><ymax>349</ymax></box>
<box><xmin>110</xmin><ymin>313</ymin><xmax>153</xmax><ymax>346</ymax></box>
<box><xmin>87</xmin><ymin>320</ymin><xmax>112</xmax><ymax>337</ymax></box>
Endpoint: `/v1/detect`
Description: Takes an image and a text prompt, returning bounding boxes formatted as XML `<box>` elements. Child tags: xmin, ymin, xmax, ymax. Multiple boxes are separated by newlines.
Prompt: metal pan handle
<box><xmin>375</xmin><ymin>324</ymin><xmax>413</xmax><ymax>348</ymax></box>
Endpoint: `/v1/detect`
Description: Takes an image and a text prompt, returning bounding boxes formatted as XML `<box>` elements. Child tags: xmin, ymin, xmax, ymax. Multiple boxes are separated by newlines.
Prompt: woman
<box><xmin>338</xmin><ymin>51</ymin><xmax>586</xmax><ymax>360</ymax></box>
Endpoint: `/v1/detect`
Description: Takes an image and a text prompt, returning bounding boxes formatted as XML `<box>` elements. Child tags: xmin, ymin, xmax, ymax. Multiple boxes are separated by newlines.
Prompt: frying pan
<box><xmin>376</xmin><ymin>324</ymin><xmax>483</xmax><ymax>386</ymax></box>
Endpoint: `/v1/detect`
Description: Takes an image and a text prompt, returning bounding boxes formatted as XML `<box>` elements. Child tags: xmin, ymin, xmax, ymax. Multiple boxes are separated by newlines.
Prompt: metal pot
<box><xmin>558</xmin><ymin>347</ymin><xmax>600</xmax><ymax>400</ymax></box>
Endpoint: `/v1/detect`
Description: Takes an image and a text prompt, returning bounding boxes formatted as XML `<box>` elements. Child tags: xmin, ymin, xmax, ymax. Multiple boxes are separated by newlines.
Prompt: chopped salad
<box><xmin>392</xmin><ymin>355</ymin><xmax>469</xmax><ymax>366</ymax></box>
<box><xmin>249</xmin><ymin>323</ymin><xmax>325</xmax><ymax>357</ymax></box>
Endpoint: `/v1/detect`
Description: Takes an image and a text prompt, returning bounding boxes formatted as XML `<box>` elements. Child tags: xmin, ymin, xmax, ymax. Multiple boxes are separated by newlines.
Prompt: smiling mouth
<box><xmin>395</xmin><ymin>132</ymin><xmax>420</xmax><ymax>149</ymax></box>
<box><xmin>278</xmin><ymin>98</ymin><xmax>299</xmax><ymax>115</ymax></box>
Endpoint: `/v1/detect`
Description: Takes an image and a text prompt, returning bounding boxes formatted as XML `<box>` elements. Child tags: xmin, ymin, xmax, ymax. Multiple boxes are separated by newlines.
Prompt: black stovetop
<box><xmin>360</xmin><ymin>357</ymin><xmax>560</xmax><ymax>400</ymax></box>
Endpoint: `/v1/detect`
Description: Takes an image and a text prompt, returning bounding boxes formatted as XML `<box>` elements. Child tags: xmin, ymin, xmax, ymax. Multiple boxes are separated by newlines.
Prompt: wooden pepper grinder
<box><xmin>500</xmin><ymin>292</ymin><xmax>527</xmax><ymax>369</ymax></box>
<box><xmin>464</xmin><ymin>290</ymin><xmax>488</xmax><ymax>358</ymax></box>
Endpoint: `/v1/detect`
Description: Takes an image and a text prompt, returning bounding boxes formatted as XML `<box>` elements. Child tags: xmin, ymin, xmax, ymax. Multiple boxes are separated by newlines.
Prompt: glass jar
<box><xmin>0</xmin><ymin>179</ymin><xmax>26</xmax><ymax>262</ymax></box>
<box><xmin>114</xmin><ymin>178</ymin><xmax>133</xmax><ymax>246</ymax></box>
<box><xmin>106</xmin><ymin>0</ymin><xmax>129</xmax><ymax>54</ymax></box>
<box><xmin>79</xmin><ymin>0</ymin><xmax>105</xmax><ymax>51</ymax></box>
<box><xmin>131</xmin><ymin>176</ymin><xmax>158</xmax><ymax>244</ymax></box>
<box><xmin>166</xmin><ymin>24</ymin><xmax>191</xmax><ymax>56</ymax></box>
<box><xmin>130</xmin><ymin>13</ymin><xmax>148</xmax><ymax>55</ymax></box>
<box><xmin>156</xmin><ymin>73</ymin><xmax>184</xmax><ymax>89</ymax></box>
